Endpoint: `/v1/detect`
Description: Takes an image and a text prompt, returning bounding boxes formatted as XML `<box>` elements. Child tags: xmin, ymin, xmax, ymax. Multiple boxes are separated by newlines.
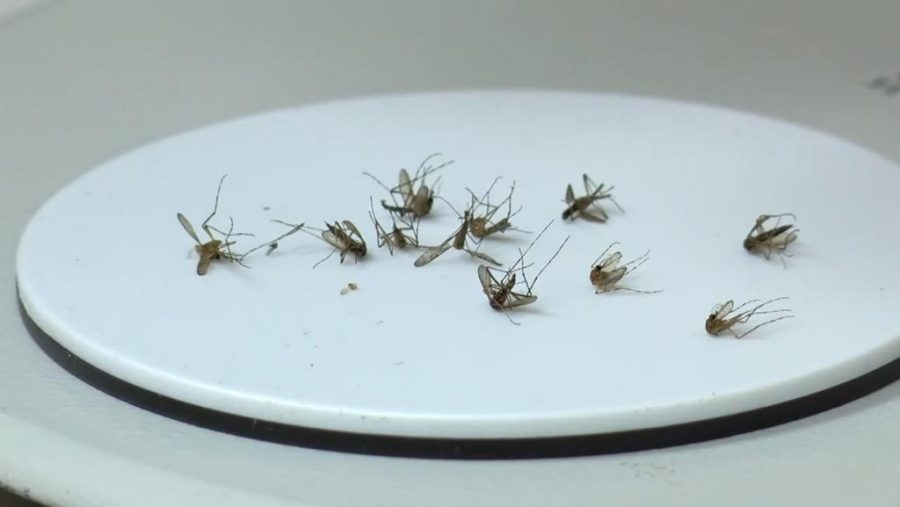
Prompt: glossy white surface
<box><xmin>17</xmin><ymin>91</ymin><xmax>900</xmax><ymax>439</ymax></box>
<box><xmin>4</xmin><ymin>1</ymin><xmax>900</xmax><ymax>505</ymax></box>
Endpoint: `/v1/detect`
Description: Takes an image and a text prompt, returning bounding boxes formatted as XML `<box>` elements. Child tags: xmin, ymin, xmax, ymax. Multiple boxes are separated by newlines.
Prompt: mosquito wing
<box><xmin>477</xmin><ymin>264</ymin><xmax>497</xmax><ymax>294</ymax></box>
<box><xmin>321</xmin><ymin>230</ymin><xmax>347</xmax><ymax>250</ymax></box>
<box><xmin>564</xmin><ymin>184</ymin><xmax>575</xmax><ymax>205</ymax></box>
<box><xmin>467</xmin><ymin>249</ymin><xmax>502</xmax><ymax>266</ymax></box>
<box><xmin>715</xmin><ymin>300</ymin><xmax>735</xmax><ymax>319</ymax></box>
<box><xmin>342</xmin><ymin>220</ymin><xmax>365</xmax><ymax>244</ymax></box>
<box><xmin>599</xmin><ymin>251</ymin><xmax>622</xmax><ymax>270</ymax></box>
<box><xmin>414</xmin><ymin>242</ymin><xmax>451</xmax><ymax>267</ymax></box>
<box><xmin>398</xmin><ymin>169</ymin><xmax>413</xmax><ymax>202</ymax></box>
<box><xmin>579</xmin><ymin>208</ymin><xmax>609</xmax><ymax>223</ymax></box>
<box><xmin>504</xmin><ymin>291</ymin><xmax>537</xmax><ymax>308</ymax></box>
<box><xmin>605</xmin><ymin>266</ymin><xmax>627</xmax><ymax>286</ymax></box>
<box><xmin>177</xmin><ymin>213</ymin><xmax>202</xmax><ymax>245</ymax></box>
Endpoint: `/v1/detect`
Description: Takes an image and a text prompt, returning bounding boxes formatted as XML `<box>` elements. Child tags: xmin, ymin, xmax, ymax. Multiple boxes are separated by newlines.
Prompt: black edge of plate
<box><xmin>19</xmin><ymin>298</ymin><xmax>900</xmax><ymax>460</ymax></box>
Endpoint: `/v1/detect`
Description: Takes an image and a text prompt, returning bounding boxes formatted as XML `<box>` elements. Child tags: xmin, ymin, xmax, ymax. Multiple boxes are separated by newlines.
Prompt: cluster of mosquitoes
<box><xmin>177</xmin><ymin>154</ymin><xmax>798</xmax><ymax>335</ymax></box>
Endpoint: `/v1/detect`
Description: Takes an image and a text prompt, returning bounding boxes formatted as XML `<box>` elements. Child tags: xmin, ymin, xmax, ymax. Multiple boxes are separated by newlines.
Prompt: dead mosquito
<box><xmin>368</xmin><ymin>196</ymin><xmax>420</xmax><ymax>255</ymax></box>
<box><xmin>463</xmin><ymin>177</ymin><xmax>526</xmax><ymax>240</ymax></box>
<box><xmin>176</xmin><ymin>177</ymin><xmax>304</xmax><ymax>275</ymax></box>
<box><xmin>274</xmin><ymin>219</ymin><xmax>367</xmax><ymax>268</ymax></box>
<box><xmin>175</xmin><ymin>175</ymin><xmax>257</xmax><ymax>275</ymax></box>
<box><xmin>705</xmin><ymin>297</ymin><xmax>793</xmax><ymax>339</ymax></box>
<box><xmin>413</xmin><ymin>209</ymin><xmax>502</xmax><ymax>267</ymax></box>
<box><xmin>363</xmin><ymin>153</ymin><xmax>452</xmax><ymax>218</ymax></box>
<box><xmin>477</xmin><ymin>221</ymin><xmax>570</xmax><ymax>325</ymax></box>
<box><xmin>743</xmin><ymin>213</ymin><xmax>798</xmax><ymax>263</ymax></box>
<box><xmin>561</xmin><ymin>173</ymin><xmax>623</xmax><ymax>223</ymax></box>
<box><xmin>590</xmin><ymin>242</ymin><xmax>661</xmax><ymax>294</ymax></box>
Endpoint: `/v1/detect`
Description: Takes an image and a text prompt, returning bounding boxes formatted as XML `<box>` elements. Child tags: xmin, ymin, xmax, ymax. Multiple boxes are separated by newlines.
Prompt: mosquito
<box><xmin>561</xmin><ymin>173</ymin><xmax>623</xmax><ymax>223</ymax></box>
<box><xmin>743</xmin><ymin>213</ymin><xmax>798</xmax><ymax>263</ymax></box>
<box><xmin>368</xmin><ymin>196</ymin><xmax>420</xmax><ymax>255</ymax></box>
<box><xmin>590</xmin><ymin>242</ymin><xmax>661</xmax><ymax>294</ymax></box>
<box><xmin>477</xmin><ymin>221</ymin><xmax>570</xmax><ymax>325</ymax></box>
<box><xmin>176</xmin><ymin>175</ymin><xmax>261</xmax><ymax>276</ymax></box>
<box><xmin>275</xmin><ymin>219</ymin><xmax>367</xmax><ymax>268</ymax></box>
<box><xmin>177</xmin><ymin>178</ymin><xmax>305</xmax><ymax>275</ymax></box>
<box><xmin>705</xmin><ymin>297</ymin><xmax>793</xmax><ymax>339</ymax></box>
<box><xmin>413</xmin><ymin>209</ymin><xmax>502</xmax><ymax>267</ymax></box>
<box><xmin>363</xmin><ymin>153</ymin><xmax>452</xmax><ymax>218</ymax></box>
<box><xmin>464</xmin><ymin>177</ymin><xmax>525</xmax><ymax>240</ymax></box>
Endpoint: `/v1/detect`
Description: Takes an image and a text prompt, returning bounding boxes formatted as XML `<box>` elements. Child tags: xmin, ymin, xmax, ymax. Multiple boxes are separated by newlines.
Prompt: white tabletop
<box><xmin>3</xmin><ymin>1</ymin><xmax>900</xmax><ymax>505</ymax></box>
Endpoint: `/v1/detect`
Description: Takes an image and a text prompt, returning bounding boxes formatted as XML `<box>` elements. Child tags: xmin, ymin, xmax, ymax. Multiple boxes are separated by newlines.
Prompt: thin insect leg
<box><xmin>734</xmin><ymin>298</ymin><xmax>791</xmax><ymax>321</ymax></box>
<box><xmin>615</xmin><ymin>287</ymin><xmax>662</xmax><ymax>295</ymax></box>
<box><xmin>208</xmin><ymin>225</ymin><xmax>254</xmax><ymax>238</ymax></box>
<box><xmin>201</xmin><ymin>175</ymin><xmax>228</xmax><ymax>239</ymax></box>
<box><xmin>623</xmin><ymin>251</ymin><xmax>651</xmax><ymax>273</ymax></box>
<box><xmin>362</xmin><ymin>171</ymin><xmax>394</xmax><ymax>194</ymax></box>
<box><xmin>528</xmin><ymin>235</ymin><xmax>571</xmax><ymax>291</ymax></box>
<box><xmin>510</xmin><ymin>220</ymin><xmax>555</xmax><ymax>273</ymax></box>
<box><xmin>434</xmin><ymin>195</ymin><xmax>463</xmax><ymax>218</ymax></box>
<box><xmin>733</xmin><ymin>314</ymin><xmax>794</xmax><ymax>339</ymax></box>
<box><xmin>503</xmin><ymin>311</ymin><xmax>521</xmax><ymax>326</ymax></box>
<box><xmin>312</xmin><ymin>248</ymin><xmax>338</xmax><ymax>269</ymax></box>
<box><xmin>239</xmin><ymin>222</ymin><xmax>304</xmax><ymax>259</ymax></box>
<box><xmin>605</xmin><ymin>191</ymin><xmax>625</xmax><ymax>213</ymax></box>
<box><xmin>729</xmin><ymin>298</ymin><xmax>763</xmax><ymax>314</ymax></box>
<box><xmin>272</xmin><ymin>220</ymin><xmax>324</xmax><ymax>241</ymax></box>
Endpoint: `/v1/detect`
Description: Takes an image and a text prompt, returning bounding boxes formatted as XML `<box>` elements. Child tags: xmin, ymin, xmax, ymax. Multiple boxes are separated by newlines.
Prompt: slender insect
<box><xmin>705</xmin><ymin>297</ymin><xmax>793</xmax><ymax>339</ymax></box>
<box><xmin>176</xmin><ymin>175</ymin><xmax>254</xmax><ymax>276</ymax></box>
<box><xmin>363</xmin><ymin>153</ymin><xmax>452</xmax><ymax>218</ymax></box>
<box><xmin>413</xmin><ymin>209</ymin><xmax>502</xmax><ymax>267</ymax></box>
<box><xmin>177</xmin><ymin>177</ymin><xmax>305</xmax><ymax>275</ymax></box>
<box><xmin>275</xmin><ymin>219</ymin><xmax>367</xmax><ymax>268</ymax></box>
<box><xmin>561</xmin><ymin>173</ymin><xmax>623</xmax><ymax>223</ymax></box>
<box><xmin>464</xmin><ymin>178</ymin><xmax>525</xmax><ymax>240</ymax></box>
<box><xmin>368</xmin><ymin>196</ymin><xmax>420</xmax><ymax>255</ymax></box>
<box><xmin>590</xmin><ymin>242</ymin><xmax>661</xmax><ymax>294</ymax></box>
<box><xmin>477</xmin><ymin>221</ymin><xmax>570</xmax><ymax>325</ymax></box>
<box><xmin>743</xmin><ymin>213</ymin><xmax>798</xmax><ymax>263</ymax></box>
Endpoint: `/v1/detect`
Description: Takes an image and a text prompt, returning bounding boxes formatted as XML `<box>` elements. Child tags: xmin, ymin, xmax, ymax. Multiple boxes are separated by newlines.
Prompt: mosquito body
<box><xmin>275</xmin><ymin>219</ymin><xmax>366</xmax><ymax>267</ymax></box>
<box><xmin>590</xmin><ymin>243</ymin><xmax>660</xmax><ymax>294</ymax></box>
<box><xmin>561</xmin><ymin>173</ymin><xmax>623</xmax><ymax>223</ymax></box>
<box><xmin>368</xmin><ymin>197</ymin><xmax>420</xmax><ymax>255</ymax></box>
<box><xmin>176</xmin><ymin>175</ymin><xmax>254</xmax><ymax>275</ymax></box>
<box><xmin>477</xmin><ymin>221</ymin><xmax>569</xmax><ymax>324</ymax></box>
<box><xmin>705</xmin><ymin>297</ymin><xmax>793</xmax><ymax>338</ymax></box>
<box><xmin>743</xmin><ymin>213</ymin><xmax>798</xmax><ymax>262</ymax></box>
<box><xmin>363</xmin><ymin>153</ymin><xmax>451</xmax><ymax>219</ymax></box>
<box><xmin>465</xmin><ymin>178</ymin><xmax>524</xmax><ymax>240</ymax></box>
<box><xmin>413</xmin><ymin>210</ymin><xmax>501</xmax><ymax>267</ymax></box>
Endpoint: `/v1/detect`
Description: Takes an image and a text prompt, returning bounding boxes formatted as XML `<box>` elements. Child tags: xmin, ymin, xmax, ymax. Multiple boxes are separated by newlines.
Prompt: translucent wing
<box><xmin>605</xmin><ymin>266</ymin><xmax>627</xmax><ymax>286</ymax></box>
<box><xmin>564</xmin><ymin>184</ymin><xmax>575</xmax><ymax>205</ymax></box>
<box><xmin>398</xmin><ymin>169</ymin><xmax>413</xmax><ymax>202</ymax></box>
<box><xmin>579</xmin><ymin>209</ymin><xmax>608</xmax><ymax>223</ymax></box>
<box><xmin>599</xmin><ymin>251</ymin><xmax>622</xmax><ymax>270</ymax></box>
<box><xmin>414</xmin><ymin>242</ymin><xmax>451</xmax><ymax>267</ymax></box>
<box><xmin>467</xmin><ymin>249</ymin><xmax>502</xmax><ymax>266</ymax></box>
<box><xmin>504</xmin><ymin>292</ymin><xmax>537</xmax><ymax>308</ymax></box>
<box><xmin>477</xmin><ymin>264</ymin><xmax>496</xmax><ymax>294</ymax></box>
<box><xmin>342</xmin><ymin>220</ymin><xmax>365</xmax><ymax>244</ymax></box>
<box><xmin>321</xmin><ymin>230</ymin><xmax>346</xmax><ymax>250</ymax></box>
<box><xmin>177</xmin><ymin>213</ymin><xmax>202</xmax><ymax>245</ymax></box>
<box><xmin>716</xmin><ymin>300</ymin><xmax>735</xmax><ymax>319</ymax></box>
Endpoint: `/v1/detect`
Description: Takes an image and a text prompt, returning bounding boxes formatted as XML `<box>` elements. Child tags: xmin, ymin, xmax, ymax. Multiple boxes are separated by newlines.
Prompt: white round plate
<box><xmin>16</xmin><ymin>91</ymin><xmax>900</xmax><ymax>452</ymax></box>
